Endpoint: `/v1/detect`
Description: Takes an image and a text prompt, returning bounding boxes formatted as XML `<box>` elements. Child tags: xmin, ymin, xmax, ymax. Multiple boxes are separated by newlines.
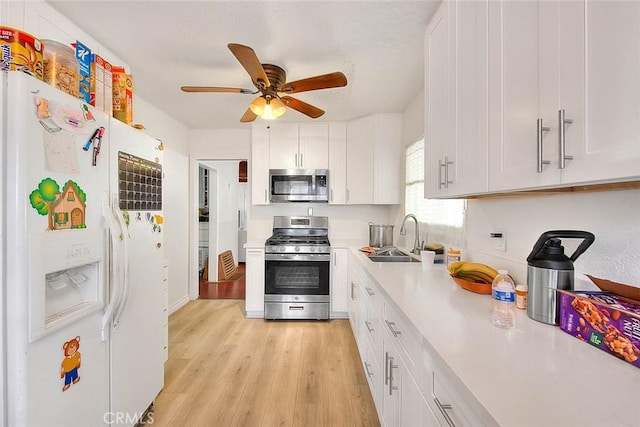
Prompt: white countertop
<box><xmin>350</xmin><ymin>248</ymin><xmax>640</xmax><ymax>427</ymax></box>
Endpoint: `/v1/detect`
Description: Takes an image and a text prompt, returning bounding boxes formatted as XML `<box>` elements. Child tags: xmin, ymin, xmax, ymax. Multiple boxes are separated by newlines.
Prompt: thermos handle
<box><xmin>526</xmin><ymin>230</ymin><xmax>595</xmax><ymax>263</ymax></box>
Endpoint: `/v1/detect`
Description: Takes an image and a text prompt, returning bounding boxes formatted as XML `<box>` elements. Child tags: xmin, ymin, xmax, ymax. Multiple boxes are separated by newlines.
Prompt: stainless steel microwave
<box><xmin>269</xmin><ymin>169</ymin><xmax>329</xmax><ymax>203</ymax></box>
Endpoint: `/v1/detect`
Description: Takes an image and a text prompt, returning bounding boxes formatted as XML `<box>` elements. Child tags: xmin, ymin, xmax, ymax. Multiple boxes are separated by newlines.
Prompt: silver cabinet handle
<box><xmin>384</xmin><ymin>352</ymin><xmax>390</xmax><ymax>385</ymax></box>
<box><xmin>438</xmin><ymin>159</ymin><xmax>446</xmax><ymax>189</ymax></box>
<box><xmin>365</xmin><ymin>287</ymin><xmax>375</xmax><ymax>297</ymax></box>
<box><xmin>330</xmin><ymin>188</ymin><xmax>333</xmax><ymax>203</ymax></box>
<box><xmin>294</xmin><ymin>153</ymin><xmax>298</xmax><ymax>167</ymax></box>
<box><xmin>385</xmin><ymin>319</ymin><xmax>402</xmax><ymax>337</ymax></box>
<box><xmin>350</xmin><ymin>281</ymin><xmax>356</xmax><ymax>300</ymax></box>
<box><xmin>364</xmin><ymin>362</ymin><xmax>374</xmax><ymax>378</ymax></box>
<box><xmin>434</xmin><ymin>397</ymin><xmax>456</xmax><ymax>427</ymax></box>
<box><xmin>365</xmin><ymin>320</ymin><xmax>374</xmax><ymax>333</ymax></box>
<box><xmin>388</xmin><ymin>356</ymin><xmax>398</xmax><ymax>395</ymax></box>
<box><xmin>444</xmin><ymin>156</ymin><xmax>454</xmax><ymax>187</ymax></box>
<box><xmin>558</xmin><ymin>109</ymin><xmax>573</xmax><ymax>169</ymax></box>
<box><xmin>537</xmin><ymin>118</ymin><xmax>551</xmax><ymax>173</ymax></box>
<box><xmin>300</xmin><ymin>153</ymin><xmax>303</xmax><ymax>168</ymax></box>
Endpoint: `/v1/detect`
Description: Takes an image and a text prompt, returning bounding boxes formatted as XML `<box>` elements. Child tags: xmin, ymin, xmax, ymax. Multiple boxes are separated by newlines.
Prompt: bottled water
<box><xmin>492</xmin><ymin>270</ymin><xmax>515</xmax><ymax>329</ymax></box>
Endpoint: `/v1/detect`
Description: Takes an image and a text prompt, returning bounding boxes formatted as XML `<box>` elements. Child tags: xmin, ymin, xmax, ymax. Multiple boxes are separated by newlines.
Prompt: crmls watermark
<box><xmin>104</xmin><ymin>411</ymin><xmax>154</xmax><ymax>425</ymax></box>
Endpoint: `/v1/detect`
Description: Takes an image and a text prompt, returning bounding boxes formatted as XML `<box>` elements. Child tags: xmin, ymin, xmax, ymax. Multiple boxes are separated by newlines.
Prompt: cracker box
<box><xmin>112</xmin><ymin>65</ymin><xmax>133</xmax><ymax>124</ymax></box>
<box><xmin>90</xmin><ymin>54</ymin><xmax>104</xmax><ymax>108</ymax></box>
<box><xmin>559</xmin><ymin>275</ymin><xmax>640</xmax><ymax>369</ymax></box>
<box><xmin>74</xmin><ymin>40</ymin><xmax>92</xmax><ymax>103</ymax></box>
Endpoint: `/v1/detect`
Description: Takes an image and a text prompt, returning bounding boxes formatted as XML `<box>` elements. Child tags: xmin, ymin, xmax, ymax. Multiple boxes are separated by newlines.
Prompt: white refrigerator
<box><xmin>2</xmin><ymin>71</ymin><xmax>165</xmax><ymax>427</ymax></box>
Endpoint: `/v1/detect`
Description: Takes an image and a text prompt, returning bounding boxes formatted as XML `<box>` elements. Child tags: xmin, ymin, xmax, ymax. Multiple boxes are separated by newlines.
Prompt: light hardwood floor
<box><xmin>151</xmin><ymin>299</ymin><xmax>380</xmax><ymax>427</ymax></box>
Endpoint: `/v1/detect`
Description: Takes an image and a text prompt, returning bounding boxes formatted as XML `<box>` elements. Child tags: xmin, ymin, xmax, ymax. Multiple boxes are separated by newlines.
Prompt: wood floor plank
<box><xmin>152</xmin><ymin>300</ymin><xmax>380</xmax><ymax>427</ymax></box>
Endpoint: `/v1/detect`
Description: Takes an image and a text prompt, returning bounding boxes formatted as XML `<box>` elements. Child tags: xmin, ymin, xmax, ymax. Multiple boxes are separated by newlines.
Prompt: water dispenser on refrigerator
<box><xmin>29</xmin><ymin>228</ymin><xmax>106</xmax><ymax>342</ymax></box>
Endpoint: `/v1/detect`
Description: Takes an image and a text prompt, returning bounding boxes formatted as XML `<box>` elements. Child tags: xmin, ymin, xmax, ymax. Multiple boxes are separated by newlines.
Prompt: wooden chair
<box><xmin>217</xmin><ymin>250</ymin><xmax>241</xmax><ymax>281</ymax></box>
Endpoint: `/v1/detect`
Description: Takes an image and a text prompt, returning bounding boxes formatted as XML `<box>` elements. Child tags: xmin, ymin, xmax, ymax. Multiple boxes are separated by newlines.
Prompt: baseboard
<box><xmin>330</xmin><ymin>311</ymin><xmax>349</xmax><ymax>319</ymax></box>
<box><xmin>245</xmin><ymin>311</ymin><xmax>264</xmax><ymax>319</ymax></box>
<box><xmin>169</xmin><ymin>295</ymin><xmax>190</xmax><ymax>315</ymax></box>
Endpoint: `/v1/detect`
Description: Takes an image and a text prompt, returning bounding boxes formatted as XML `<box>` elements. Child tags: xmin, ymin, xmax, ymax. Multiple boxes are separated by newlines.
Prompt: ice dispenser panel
<box><xmin>29</xmin><ymin>229</ymin><xmax>106</xmax><ymax>342</ymax></box>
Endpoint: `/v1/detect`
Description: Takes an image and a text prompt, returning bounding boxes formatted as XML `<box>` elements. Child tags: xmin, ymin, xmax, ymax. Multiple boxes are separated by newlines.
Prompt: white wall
<box><xmin>401</xmin><ymin>91</ymin><xmax>640</xmax><ymax>290</ymax></box>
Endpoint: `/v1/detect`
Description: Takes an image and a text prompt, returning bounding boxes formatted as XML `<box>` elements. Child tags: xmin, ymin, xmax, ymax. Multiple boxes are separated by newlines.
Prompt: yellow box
<box><xmin>112</xmin><ymin>65</ymin><xmax>133</xmax><ymax>124</ymax></box>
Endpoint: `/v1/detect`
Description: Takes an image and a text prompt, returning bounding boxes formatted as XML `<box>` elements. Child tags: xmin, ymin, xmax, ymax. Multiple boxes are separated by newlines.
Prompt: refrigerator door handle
<box><xmin>101</xmin><ymin>194</ymin><xmax>122</xmax><ymax>341</ymax></box>
<box><xmin>111</xmin><ymin>200</ymin><xmax>131</xmax><ymax>330</ymax></box>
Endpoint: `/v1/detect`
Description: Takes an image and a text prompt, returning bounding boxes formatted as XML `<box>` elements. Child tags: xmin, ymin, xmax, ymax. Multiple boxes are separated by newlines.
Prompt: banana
<box><xmin>449</xmin><ymin>261</ymin><xmax>499</xmax><ymax>284</ymax></box>
<box><xmin>447</xmin><ymin>260</ymin><xmax>466</xmax><ymax>274</ymax></box>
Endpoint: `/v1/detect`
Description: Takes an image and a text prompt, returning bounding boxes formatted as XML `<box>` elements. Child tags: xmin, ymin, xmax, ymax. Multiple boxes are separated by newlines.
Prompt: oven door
<box><xmin>264</xmin><ymin>253</ymin><xmax>330</xmax><ymax>298</ymax></box>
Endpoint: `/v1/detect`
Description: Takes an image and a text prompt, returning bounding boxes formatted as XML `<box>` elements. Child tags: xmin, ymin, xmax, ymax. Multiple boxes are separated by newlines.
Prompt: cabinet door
<box><xmin>347</xmin><ymin>264</ymin><xmax>361</xmax><ymax>340</ymax></box>
<box><xmin>561</xmin><ymin>1</ymin><xmax>640</xmax><ymax>184</ymax></box>
<box><xmin>425</xmin><ymin>1</ymin><xmax>453</xmax><ymax>199</ymax></box>
<box><xmin>346</xmin><ymin>116</ymin><xmax>374</xmax><ymax>204</ymax></box>
<box><xmin>373</xmin><ymin>114</ymin><xmax>402</xmax><ymax>204</ymax></box>
<box><xmin>268</xmin><ymin>123</ymin><xmax>299</xmax><ymax>169</ymax></box>
<box><xmin>328</xmin><ymin>122</ymin><xmax>347</xmax><ymax>204</ymax></box>
<box><xmin>453</xmin><ymin>0</ymin><xmax>489</xmax><ymax>196</ymax></box>
<box><xmin>251</xmin><ymin>124</ymin><xmax>270</xmax><ymax>205</ymax></box>
<box><xmin>330</xmin><ymin>248</ymin><xmax>348</xmax><ymax>316</ymax></box>
<box><xmin>488</xmin><ymin>0</ymin><xmax>560</xmax><ymax>191</ymax></box>
<box><xmin>244</xmin><ymin>248</ymin><xmax>265</xmax><ymax>316</ymax></box>
<box><xmin>298</xmin><ymin>123</ymin><xmax>329</xmax><ymax>169</ymax></box>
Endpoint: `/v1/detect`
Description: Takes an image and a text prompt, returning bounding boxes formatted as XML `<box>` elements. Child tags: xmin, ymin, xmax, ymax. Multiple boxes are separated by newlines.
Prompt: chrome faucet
<box><xmin>400</xmin><ymin>214</ymin><xmax>421</xmax><ymax>255</ymax></box>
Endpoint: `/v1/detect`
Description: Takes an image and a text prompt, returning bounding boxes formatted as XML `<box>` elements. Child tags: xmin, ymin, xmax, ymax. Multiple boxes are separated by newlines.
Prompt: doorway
<box><xmin>195</xmin><ymin>159</ymin><xmax>248</xmax><ymax>299</ymax></box>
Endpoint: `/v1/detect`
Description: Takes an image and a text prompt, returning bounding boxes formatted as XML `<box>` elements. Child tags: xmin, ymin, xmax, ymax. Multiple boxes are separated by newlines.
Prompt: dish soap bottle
<box><xmin>492</xmin><ymin>270</ymin><xmax>515</xmax><ymax>329</ymax></box>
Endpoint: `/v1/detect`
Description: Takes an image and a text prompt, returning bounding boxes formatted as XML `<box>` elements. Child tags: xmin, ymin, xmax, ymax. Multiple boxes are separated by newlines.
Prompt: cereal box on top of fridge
<box><xmin>112</xmin><ymin>65</ymin><xmax>133</xmax><ymax>124</ymax></box>
<box><xmin>90</xmin><ymin>53</ymin><xmax>105</xmax><ymax>108</ymax></box>
<box><xmin>104</xmin><ymin>59</ymin><xmax>113</xmax><ymax>116</ymax></box>
<box><xmin>74</xmin><ymin>40</ymin><xmax>92</xmax><ymax>103</ymax></box>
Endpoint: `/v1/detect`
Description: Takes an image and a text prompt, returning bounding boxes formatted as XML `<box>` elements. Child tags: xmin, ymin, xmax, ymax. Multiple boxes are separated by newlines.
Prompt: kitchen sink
<box><xmin>367</xmin><ymin>247</ymin><xmax>421</xmax><ymax>263</ymax></box>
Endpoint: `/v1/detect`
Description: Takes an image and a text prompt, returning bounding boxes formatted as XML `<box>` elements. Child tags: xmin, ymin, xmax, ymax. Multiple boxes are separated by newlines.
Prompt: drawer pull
<box><xmin>365</xmin><ymin>320</ymin><xmax>374</xmax><ymax>333</ymax></box>
<box><xmin>364</xmin><ymin>362</ymin><xmax>374</xmax><ymax>378</ymax></box>
<box><xmin>434</xmin><ymin>397</ymin><xmax>456</xmax><ymax>427</ymax></box>
<box><xmin>289</xmin><ymin>306</ymin><xmax>304</xmax><ymax>310</ymax></box>
<box><xmin>388</xmin><ymin>357</ymin><xmax>398</xmax><ymax>395</ymax></box>
<box><xmin>365</xmin><ymin>287</ymin><xmax>375</xmax><ymax>296</ymax></box>
<box><xmin>385</xmin><ymin>319</ymin><xmax>402</xmax><ymax>337</ymax></box>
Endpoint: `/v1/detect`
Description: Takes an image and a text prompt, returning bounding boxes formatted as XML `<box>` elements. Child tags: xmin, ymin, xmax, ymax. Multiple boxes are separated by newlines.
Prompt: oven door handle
<box><xmin>265</xmin><ymin>253</ymin><xmax>331</xmax><ymax>262</ymax></box>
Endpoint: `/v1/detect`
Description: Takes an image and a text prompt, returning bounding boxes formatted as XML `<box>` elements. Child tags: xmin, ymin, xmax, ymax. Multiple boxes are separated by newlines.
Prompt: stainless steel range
<box><xmin>264</xmin><ymin>216</ymin><xmax>330</xmax><ymax>320</ymax></box>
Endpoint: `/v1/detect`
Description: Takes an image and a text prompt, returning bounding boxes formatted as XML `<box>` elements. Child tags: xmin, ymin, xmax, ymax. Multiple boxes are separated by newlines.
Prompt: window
<box><xmin>405</xmin><ymin>139</ymin><xmax>466</xmax><ymax>243</ymax></box>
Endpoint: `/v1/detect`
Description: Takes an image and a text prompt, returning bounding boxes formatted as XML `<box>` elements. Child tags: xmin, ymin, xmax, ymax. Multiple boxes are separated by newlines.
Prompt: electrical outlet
<box><xmin>491</xmin><ymin>231</ymin><xmax>507</xmax><ymax>251</ymax></box>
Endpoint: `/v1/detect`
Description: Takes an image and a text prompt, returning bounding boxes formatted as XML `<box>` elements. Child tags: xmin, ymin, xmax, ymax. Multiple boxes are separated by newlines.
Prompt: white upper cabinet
<box><xmin>425</xmin><ymin>0</ymin><xmax>488</xmax><ymax>199</ymax></box>
<box><xmin>267</xmin><ymin>122</ymin><xmax>329</xmax><ymax>170</ymax></box>
<box><xmin>562</xmin><ymin>1</ymin><xmax>640</xmax><ymax>184</ymax></box>
<box><xmin>328</xmin><ymin>122</ymin><xmax>347</xmax><ymax>204</ymax></box>
<box><xmin>488</xmin><ymin>0</ymin><xmax>640</xmax><ymax>192</ymax></box>
<box><xmin>346</xmin><ymin>114</ymin><xmax>402</xmax><ymax>205</ymax></box>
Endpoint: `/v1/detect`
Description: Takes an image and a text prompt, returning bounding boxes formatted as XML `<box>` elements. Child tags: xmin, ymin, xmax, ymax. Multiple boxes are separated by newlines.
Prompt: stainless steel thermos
<box><xmin>526</xmin><ymin>230</ymin><xmax>595</xmax><ymax>325</ymax></box>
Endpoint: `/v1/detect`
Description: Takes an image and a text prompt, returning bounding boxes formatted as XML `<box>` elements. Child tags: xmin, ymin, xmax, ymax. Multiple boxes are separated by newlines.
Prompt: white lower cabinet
<box><xmin>244</xmin><ymin>247</ymin><xmax>265</xmax><ymax>317</ymax></box>
<box><xmin>330</xmin><ymin>248</ymin><xmax>348</xmax><ymax>317</ymax></box>
<box><xmin>348</xmin><ymin>252</ymin><xmax>484</xmax><ymax>426</ymax></box>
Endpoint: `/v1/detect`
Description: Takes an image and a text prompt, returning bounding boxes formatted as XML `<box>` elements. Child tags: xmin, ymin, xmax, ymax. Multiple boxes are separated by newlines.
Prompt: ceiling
<box><xmin>47</xmin><ymin>1</ymin><xmax>440</xmax><ymax>130</ymax></box>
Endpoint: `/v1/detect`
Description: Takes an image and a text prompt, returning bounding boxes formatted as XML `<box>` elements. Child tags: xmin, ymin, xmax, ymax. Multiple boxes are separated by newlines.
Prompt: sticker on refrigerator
<box><xmin>60</xmin><ymin>336</ymin><xmax>81</xmax><ymax>392</ymax></box>
<box><xmin>29</xmin><ymin>178</ymin><xmax>87</xmax><ymax>230</ymax></box>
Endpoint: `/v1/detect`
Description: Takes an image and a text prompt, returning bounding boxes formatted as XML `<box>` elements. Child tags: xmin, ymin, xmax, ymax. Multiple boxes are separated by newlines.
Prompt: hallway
<box><xmin>199</xmin><ymin>263</ymin><xmax>246</xmax><ymax>299</ymax></box>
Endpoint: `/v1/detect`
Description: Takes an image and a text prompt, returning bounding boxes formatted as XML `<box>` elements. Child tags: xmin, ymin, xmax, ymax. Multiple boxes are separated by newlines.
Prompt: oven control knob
<box><xmin>279</xmin><ymin>246</ymin><xmax>285</xmax><ymax>252</ymax></box>
<box><xmin>310</xmin><ymin>247</ymin><xmax>315</xmax><ymax>253</ymax></box>
<box><xmin>295</xmin><ymin>246</ymin><xmax>300</xmax><ymax>252</ymax></box>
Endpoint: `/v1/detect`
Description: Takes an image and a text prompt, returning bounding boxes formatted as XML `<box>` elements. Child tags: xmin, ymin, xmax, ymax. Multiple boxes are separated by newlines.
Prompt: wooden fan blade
<box><xmin>281</xmin><ymin>96</ymin><xmax>325</xmax><ymax>119</ymax></box>
<box><xmin>228</xmin><ymin>43</ymin><xmax>270</xmax><ymax>88</ymax></box>
<box><xmin>240</xmin><ymin>108</ymin><xmax>258</xmax><ymax>123</ymax></box>
<box><xmin>181</xmin><ymin>86</ymin><xmax>254</xmax><ymax>94</ymax></box>
<box><xmin>280</xmin><ymin>72</ymin><xmax>347</xmax><ymax>94</ymax></box>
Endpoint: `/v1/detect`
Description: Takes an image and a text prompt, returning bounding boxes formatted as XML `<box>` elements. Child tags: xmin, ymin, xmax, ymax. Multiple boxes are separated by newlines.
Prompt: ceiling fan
<box><xmin>181</xmin><ymin>43</ymin><xmax>348</xmax><ymax>122</ymax></box>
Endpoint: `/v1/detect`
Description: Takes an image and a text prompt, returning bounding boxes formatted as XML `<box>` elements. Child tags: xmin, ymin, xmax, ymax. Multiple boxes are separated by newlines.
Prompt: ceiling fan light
<box><xmin>265</xmin><ymin>97</ymin><xmax>286</xmax><ymax>119</ymax></box>
<box><xmin>249</xmin><ymin>96</ymin><xmax>267</xmax><ymax>115</ymax></box>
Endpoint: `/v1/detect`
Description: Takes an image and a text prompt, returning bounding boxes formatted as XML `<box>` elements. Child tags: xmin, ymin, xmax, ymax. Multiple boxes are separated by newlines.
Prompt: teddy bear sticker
<box><xmin>60</xmin><ymin>336</ymin><xmax>81</xmax><ymax>391</ymax></box>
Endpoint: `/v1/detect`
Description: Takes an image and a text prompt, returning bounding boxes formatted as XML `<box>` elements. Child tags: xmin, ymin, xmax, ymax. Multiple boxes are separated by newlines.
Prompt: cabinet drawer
<box><xmin>360</xmin><ymin>276</ymin><xmax>381</xmax><ymax>316</ymax></box>
<box><xmin>383</xmin><ymin>301</ymin><xmax>422</xmax><ymax>382</ymax></box>
<box><xmin>362</xmin><ymin>301</ymin><xmax>382</xmax><ymax>354</ymax></box>
<box><xmin>363</xmin><ymin>333</ymin><xmax>382</xmax><ymax>407</ymax></box>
